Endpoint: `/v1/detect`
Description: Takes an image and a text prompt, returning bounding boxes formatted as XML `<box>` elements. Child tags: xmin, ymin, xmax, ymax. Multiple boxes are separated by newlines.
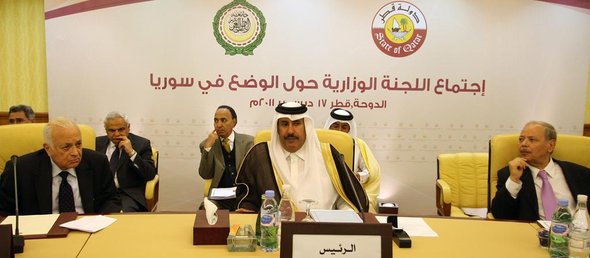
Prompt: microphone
<box><xmin>11</xmin><ymin>155</ymin><xmax>24</xmax><ymax>253</ymax></box>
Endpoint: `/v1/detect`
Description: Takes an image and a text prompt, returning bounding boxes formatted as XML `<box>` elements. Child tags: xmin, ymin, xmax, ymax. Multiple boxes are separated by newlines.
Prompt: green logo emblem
<box><xmin>213</xmin><ymin>0</ymin><xmax>266</xmax><ymax>56</ymax></box>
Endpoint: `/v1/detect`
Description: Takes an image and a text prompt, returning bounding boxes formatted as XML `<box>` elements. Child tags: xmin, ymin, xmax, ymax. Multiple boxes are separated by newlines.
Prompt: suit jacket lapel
<box><xmin>35</xmin><ymin>152</ymin><xmax>54</xmax><ymax>213</ymax></box>
<box><xmin>235</xmin><ymin>134</ymin><xmax>245</xmax><ymax>168</ymax></box>
<box><xmin>520</xmin><ymin>168</ymin><xmax>539</xmax><ymax>217</ymax></box>
<box><xmin>96</xmin><ymin>137</ymin><xmax>109</xmax><ymax>154</ymax></box>
<box><xmin>557</xmin><ymin>160</ymin><xmax>578</xmax><ymax>199</ymax></box>
<box><xmin>76</xmin><ymin>160</ymin><xmax>94</xmax><ymax>213</ymax></box>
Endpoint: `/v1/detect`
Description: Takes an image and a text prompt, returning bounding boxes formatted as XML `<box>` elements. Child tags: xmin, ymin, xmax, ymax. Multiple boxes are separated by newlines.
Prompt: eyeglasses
<box><xmin>8</xmin><ymin>118</ymin><xmax>27</xmax><ymax>124</ymax></box>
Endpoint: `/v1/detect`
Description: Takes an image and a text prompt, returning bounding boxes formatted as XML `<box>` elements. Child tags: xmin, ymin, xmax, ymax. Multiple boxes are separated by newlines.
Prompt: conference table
<box><xmin>17</xmin><ymin>213</ymin><xmax>548</xmax><ymax>258</ymax></box>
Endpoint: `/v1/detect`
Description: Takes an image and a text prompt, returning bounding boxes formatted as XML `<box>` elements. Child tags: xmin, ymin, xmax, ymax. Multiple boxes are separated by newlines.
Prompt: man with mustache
<box><xmin>198</xmin><ymin>105</ymin><xmax>253</xmax><ymax>211</ymax></box>
<box><xmin>235</xmin><ymin>102</ymin><xmax>368</xmax><ymax>213</ymax></box>
<box><xmin>0</xmin><ymin>117</ymin><xmax>121</xmax><ymax>215</ymax></box>
<box><xmin>96</xmin><ymin>111</ymin><xmax>156</xmax><ymax>212</ymax></box>
<box><xmin>491</xmin><ymin>121</ymin><xmax>590</xmax><ymax>220</ymax></box>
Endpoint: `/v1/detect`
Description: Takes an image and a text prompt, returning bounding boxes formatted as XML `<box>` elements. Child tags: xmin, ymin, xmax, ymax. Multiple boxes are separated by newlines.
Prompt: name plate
<box><xmin>281</xmin><ymin>217</ymin><xmax>392</xmax><ymax>258</ymax></box>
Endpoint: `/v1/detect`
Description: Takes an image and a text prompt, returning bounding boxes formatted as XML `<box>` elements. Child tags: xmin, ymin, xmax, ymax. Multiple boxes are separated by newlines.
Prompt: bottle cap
<box><xmin>558</xmin><ymin>199</ymin><xmax>569</xmax><ymax>207</ymax></box>
<box><xmin>265</xmin><ymin>190</ymin><xmax>275</xmax><ymax>198</ymax></box>
<box><xmin>577</xmin><ymin>194</ymin><xmax>588</xmax><ymax>203</ymax></box>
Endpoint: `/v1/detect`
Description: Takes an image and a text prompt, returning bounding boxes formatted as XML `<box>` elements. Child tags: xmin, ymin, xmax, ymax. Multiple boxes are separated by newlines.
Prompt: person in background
<box><xmin>8</xmin><ymin>104</ymin><xmax>35</xmax><ymax>124</ymax></box>
<box><xmin>235</xmin><ymin>102</ymin><xmax>368</xmax><ymax>213</ymax></box>
<box><xmin>0</xmin><ymin>117</ymin><xmax>121</xmax><ymax>215</ymax></box>
<box><xmin>324</xmin><ymin>108</ymin><xmax>381</xmax><ymax>213</ymax></box>
<box><xmin>96</xmin><ymin>111</ymin><xmax>157</xmax><ymax>212</ymax></box>
<box><xmin>198</xmin><ymin>105</ymin><xmax>254</xmax><ymax>211</ymax></box>
<box><xmin>491</xmin><ymin>121</ymin><xmax>590</xmax><ymax>220</ymax></box>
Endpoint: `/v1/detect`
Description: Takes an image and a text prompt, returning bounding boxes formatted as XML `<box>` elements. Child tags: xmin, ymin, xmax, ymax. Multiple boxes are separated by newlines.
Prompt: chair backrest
<box><xmin>253</xmin><ymin>128</ymin><xmax>354</xmax><ymax>169</ymax></box>
<box><xmin>488</xmin><ymin>134</ymin><xmax>590</xmax><ymax>210</ymax></box>
<box><xmin>0</xmin><ymin>123</ymin><xmax>96</xmax><ymax>172</ymax></box>
<box><xmin>438</xmin><ymin>152</ymin><xmax>489</xmax><ymax>209</ymax></box>
<box><xmin>146</xmin><ymin>146</ymin><xmax>160</xmax><ymax>212</ymax></box>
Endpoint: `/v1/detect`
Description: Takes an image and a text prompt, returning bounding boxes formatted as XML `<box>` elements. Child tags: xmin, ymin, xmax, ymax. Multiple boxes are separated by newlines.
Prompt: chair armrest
<box><xmin>145</xmin><ymin>174</ymin><xmax>159</xmax><ymax>211</ymax></box>
<box><xmin>436</xmin><ymin>179</ymin><xmax>452</xmax><ymax>216</ymax></box>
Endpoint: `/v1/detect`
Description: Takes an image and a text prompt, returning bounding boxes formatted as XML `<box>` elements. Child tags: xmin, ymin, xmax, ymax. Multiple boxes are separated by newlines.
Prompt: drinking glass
<box><xmin>299</xmin><ymin>199</ymin><xmax>317</xmax><ymax>222</ymax></box>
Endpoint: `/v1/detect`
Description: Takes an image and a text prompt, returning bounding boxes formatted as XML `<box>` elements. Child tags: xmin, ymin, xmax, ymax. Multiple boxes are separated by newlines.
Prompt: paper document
<box><xmin>309</xmin><ymin>209</ymin><xmax>363</xmax><ymax>223</ymax></box>
<box><xmin>1</xmin><ymin>214</ymin><xmax>59</xmax><ymax>235</ymax></box>
<box><xmin>209</xmin><ymin>187</ymin><xmax>237</xmax><ymax>200</ymax></box>
<box><xmin>60</xmin><ymin>215</ymin><xmax>116</xmax><ymax>233</ymax></box>
<box><xmin>461</xmin><ymin>208</ymin><xmax>488</xmax><ymax>218</ymax></box>
<box><xmin>376</xmin><ymin>216</ymin><xmax>438</xmax><ymax>237</ymax></box>
<box><xmin>537</xmin><ymin>220</ymin><xmax>551</xmax><ymax>230</ymax></box>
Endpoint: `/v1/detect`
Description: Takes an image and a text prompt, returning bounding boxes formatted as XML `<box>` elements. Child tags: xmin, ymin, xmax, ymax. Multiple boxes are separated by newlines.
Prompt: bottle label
<box><xmin>261</xmin><ymin>214</ymin><xmax>275</xmax><ymax>226</ymax></box>
<box><xmin>569</xmin><ymin>238</ymin><xmax>587</xmax><ymax>249</ymax></box>
<box><xmin>551</xmin><ymin>223</ymin><xmax>569</xmax><ymax>236</ymax></box>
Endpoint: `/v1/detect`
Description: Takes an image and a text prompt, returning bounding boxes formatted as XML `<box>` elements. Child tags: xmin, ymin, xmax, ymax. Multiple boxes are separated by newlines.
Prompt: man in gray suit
<box><xmin>199</xmin><ymin>105</ymin><xmax>253</xmax><ymax>211</ymax></box>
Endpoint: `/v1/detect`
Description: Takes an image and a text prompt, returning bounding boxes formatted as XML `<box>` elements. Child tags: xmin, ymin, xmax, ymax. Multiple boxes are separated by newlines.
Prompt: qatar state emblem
<box><xmin>213</xmin><ymin>0</ymin><xmax>266</xmax><ymax>56</ymax></box>
<box><xmin>371</xmin><ymin>1</ymin><xmax>427</xmax><ymax>57</ymax></box>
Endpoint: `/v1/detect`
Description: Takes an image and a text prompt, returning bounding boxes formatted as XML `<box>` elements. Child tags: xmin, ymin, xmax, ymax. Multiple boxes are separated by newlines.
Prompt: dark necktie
<box><xmin>538</xmin><ymin>170</ymin><xmax>557</xmax><ymax>219</ymax></box>
<box><xmin>58</xmin><ymin>171</ymin><xmax>75</xmax><ymax>213</ymax></box>
<box><xmin>110</xmin><ymin>147</ymin><xmax>120</xmax><ymax>174</ymax></box>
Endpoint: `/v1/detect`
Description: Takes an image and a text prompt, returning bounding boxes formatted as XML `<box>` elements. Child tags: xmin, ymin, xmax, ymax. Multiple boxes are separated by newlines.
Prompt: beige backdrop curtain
<box><xmin>0</xmin><ymin>0</ymin><xmax>47</xmax><ymax>112</ymax></box>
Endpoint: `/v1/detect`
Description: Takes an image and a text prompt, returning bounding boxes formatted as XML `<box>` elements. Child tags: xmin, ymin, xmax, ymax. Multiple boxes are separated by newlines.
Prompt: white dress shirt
<box><xmin>51</xmin><ymin>161</ymin><xmax>84</xmax><ymax>214</ymax></box>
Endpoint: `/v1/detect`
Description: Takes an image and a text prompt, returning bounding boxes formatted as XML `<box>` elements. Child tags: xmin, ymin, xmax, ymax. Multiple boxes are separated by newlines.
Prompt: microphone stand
<box><xmin>11</xmin><ymin>155</ymin><xmax>24</xmax><ymax>253</ymax></box>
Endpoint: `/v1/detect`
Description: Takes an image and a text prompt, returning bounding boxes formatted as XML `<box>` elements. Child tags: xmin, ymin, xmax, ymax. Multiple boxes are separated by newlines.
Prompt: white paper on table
<box><xmin>309</xmin><ymin>209</ymin><xmax>363</xmax><ymax>223</ymax></box>
<box><xmin>397</xmin><ymin>217</ymin><xmax>439</xmax><ymax>237</ymax></box>
<box><xmin>209</xmin><ymin>187</ymin><xmax>237</xmax><ymax>200</ymax></box>
<box><xmin>537</xmin><ymin>220</ymin><xmax>551</xmax><ymax>230</ymax></box>
<box><xmin>461</xmin><ymin>208</ymin><xmax>488</xmax><ymax>218</ymax></box>
<box><xmin>375</xmin><ymin>216</ymin><xmax>438</xmax><ymax>237</ymax></box>
<box><xmin>59</xmin><ymin>215</ymin><xmax>116</xmax><ymax>233</ymax></box>
<box><xmin>0</xmin><ymin>214</ymin><xmax>60</xmax><ymax>235</ymax></box>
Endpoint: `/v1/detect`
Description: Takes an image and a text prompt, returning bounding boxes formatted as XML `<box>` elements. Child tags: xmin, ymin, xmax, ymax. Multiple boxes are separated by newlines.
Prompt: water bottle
<box><xmin>278</xmin><ymin>185</ymin><xmax>295</xmax><ymax>247</ymax></box>
<box><xmin>550</xmin><ymin>199</ymin><xmax>572</xmax><ymax>258</ymax></box>
<box><xmin>260</xmin><ymin>190</ymin><xmax>279</xmax><ymax>252</ymax></box>
<box><xmin>569</xmin><ymin>195</ymin><xmax>590</xmax><ymax>258</ymax></box>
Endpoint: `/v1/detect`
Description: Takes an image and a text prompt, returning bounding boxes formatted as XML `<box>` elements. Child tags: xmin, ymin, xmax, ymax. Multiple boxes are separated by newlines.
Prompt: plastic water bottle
<box><xmin>569</xmin><ymin>195</ymin><xmax>590</xmax><ymax>258</ymax></box>
<box><xmin>550</xmin><ymin>199</ymin><xmax>572</xmax><ymax>258</ymax></box>
<box><xmin>260</xmin><ymin>190</ymin><xmax>278</xmax><ymax>252</ymax></box>
<box><xmin>278</xmin><ymin>185</ymin><xmax>295</xmax><ymax>247</ymax></box>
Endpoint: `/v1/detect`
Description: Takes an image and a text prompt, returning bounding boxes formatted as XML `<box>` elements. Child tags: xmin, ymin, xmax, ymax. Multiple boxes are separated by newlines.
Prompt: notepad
<box><xmin>209</xmin><ymin>187</ymin><xmax>237</xmax><ymax>200</ymax></box>
<box><xmin>309</xmin><ymin>209</ymin><xmax>363</xmax><ymax>223</ymax></box>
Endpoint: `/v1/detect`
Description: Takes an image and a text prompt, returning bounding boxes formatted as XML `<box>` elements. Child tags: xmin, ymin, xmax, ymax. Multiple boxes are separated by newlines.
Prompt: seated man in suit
<box><xmin>7</xmin><ymin>104</ymin><xmax>35</xmax><ymax>124</ymax></box>
<box><xmin>198</xmin><ymin>105</ymin><xmax>254</xmax><ymax>211</ymax></box>
<box><xmin>235</xmin><ymin>102</ymin><xmax>368</xmax><ymax>213</ymax></box>
<box><xmin>0</xmin><ymin>117</ymin><xmax>121</xmax><ymax>215</ymax></box>
<box><xmin>491</xmin><ymin>121</ymin><xmax>590</xmax><ymax>220</ymax></box>
<box><xmin>96</xmin><ymin>111</ymin><xmax>157</xmax><ymax>212</ymax></box>
<box><xmin>324</xmin><ymin>108</ymin><xmax>381</xmax><ymax>213</ymax></box>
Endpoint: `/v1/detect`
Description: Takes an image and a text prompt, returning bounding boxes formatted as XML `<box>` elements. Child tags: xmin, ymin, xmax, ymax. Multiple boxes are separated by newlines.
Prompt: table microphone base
<box><xmin>393</xmin><ymin>228</ymin><xmax>411</xmax><ymax>248</ymax></box>
<box><xmin>13</xmin><ymin>235</ymin><xmax>24</xmax><ymax>253</ymax></box>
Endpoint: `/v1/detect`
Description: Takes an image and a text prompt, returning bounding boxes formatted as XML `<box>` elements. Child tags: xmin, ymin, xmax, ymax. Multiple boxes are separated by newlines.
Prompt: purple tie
<box><xmin>538</xmin><ymin>170</ymin><xmax>557</xmax><ymax>219</ymax></box>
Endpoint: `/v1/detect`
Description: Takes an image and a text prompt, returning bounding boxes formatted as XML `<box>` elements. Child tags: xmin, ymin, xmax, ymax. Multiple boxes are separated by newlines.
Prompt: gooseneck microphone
<box><xmin>11</xmin><ymin>155</ymin><xmax>24</xmax><ymax>253</ymax></box>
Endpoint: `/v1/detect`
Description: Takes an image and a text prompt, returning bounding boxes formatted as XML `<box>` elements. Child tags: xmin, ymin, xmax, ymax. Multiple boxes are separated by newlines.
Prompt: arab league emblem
<box><xmin>213</xmin><ymin>0</ymin><xmax>266</xmax><ymax>56</ymax></box>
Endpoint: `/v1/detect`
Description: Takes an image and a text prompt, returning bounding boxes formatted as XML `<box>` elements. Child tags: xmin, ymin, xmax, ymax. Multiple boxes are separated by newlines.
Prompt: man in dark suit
<box><xmin>0</xmin><ymin>117</ymin><xmax>121</xmax><ymax>215</ymax></box>
<box><xmin>96</xmin><ymin>111</ymin><xmax>156</xmax><ymax>212</ymax></box>
<box><xmin>491</xmin><ymin>121</ymin><xmax>590</xmax><ymax>220</ymax></box>
<box><xmin>198</xmin><ymin>105</ymin><xmax>253</xmax><ymax>211</ymax></box>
